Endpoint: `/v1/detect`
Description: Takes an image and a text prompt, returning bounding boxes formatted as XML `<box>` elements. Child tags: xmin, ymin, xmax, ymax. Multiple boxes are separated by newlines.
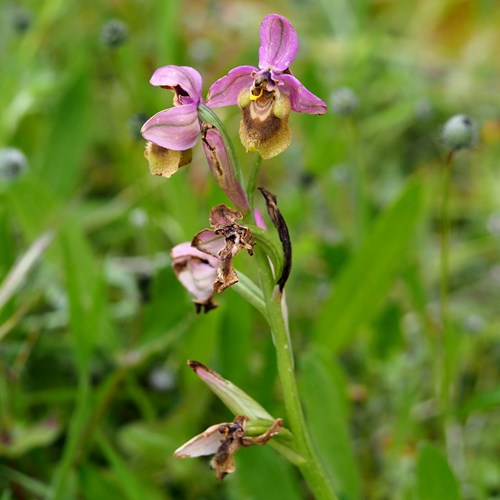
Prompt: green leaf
<box><xmin>39</xmin><ymin>72</ymin><xmax>92</xmax><ymax>198</ymax></box>
<box><xmin>96</xmin><ymin>431</ymin><xmax>164</xmax><ymax>500</ymax></box>
<box><xmin>416</xmin><ymin>443</ymin><xmax>461</xmax><ymax>500</ymax></box>
<box><xmin>315</xmin><ymin>180</ymin><xmax>424</xmax><ymax>351</ymax></box>
<box><xmin>300</xmin><ymin>346</ymin><xmax>362</xmax><ymax>500</ymax></box>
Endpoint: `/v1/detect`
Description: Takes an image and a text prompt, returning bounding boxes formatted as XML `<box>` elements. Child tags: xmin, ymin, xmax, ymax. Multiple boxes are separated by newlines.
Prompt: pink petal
<box><xmin>141</xmin><ymin>104</ymin><xmax>201</xmax><ymax>150</ymax></box>
<box><xmin>258</xmin><ymin>14</ymin><xmax>298</xmax><ymax>72</ymax></box>
<box><xmin>206</xmin><ymin>66</ymin><xmax>256</xmax><ymax>108</ymax></box>
<box><xmin>192</xmin><ymin>229</ymin><xmax>226</xmax><ymax>257</ymax></box>
<box><xmin>171</xmin><ymin>242</ymin><xmax>219</xmax><ymax>268</ymax></box>
<box><xmin>279</xmin><ymin>74</ymin><xmax>327</xmax><ymax>114</ymax></box>
<box><xmin>171</xmin><ymin>243</ymin><xmax>218</xmax><ymax>304</ymax></box>
<box><xmin>149</xmin><ymin>65</ymin><xmax>203</xmax><ymax>102</ymax></box>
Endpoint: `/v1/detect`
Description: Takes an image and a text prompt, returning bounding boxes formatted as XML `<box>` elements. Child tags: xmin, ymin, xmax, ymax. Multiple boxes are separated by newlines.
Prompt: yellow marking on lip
<box><xmin>249</xmin><ymin>87</ymin><xmax>264</xmax><ymax>101</ymax></box>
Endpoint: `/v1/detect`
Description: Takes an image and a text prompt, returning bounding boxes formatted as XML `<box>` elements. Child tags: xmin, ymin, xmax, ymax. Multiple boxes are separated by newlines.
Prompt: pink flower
<box><xmin>141</xmin><ymin>65</ymin><xmax>248</xmax><ymax>211</ymax></box>
<box><xmin>207</xmin><ymin>14</ymin><xmax>326</xmax><ymax>159</ymax></box>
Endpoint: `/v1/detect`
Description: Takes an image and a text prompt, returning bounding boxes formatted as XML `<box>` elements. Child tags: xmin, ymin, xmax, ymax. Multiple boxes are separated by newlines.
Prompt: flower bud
<box><xmin>329</xmin><ymin>87</ymin><xmax>359</xmax><ymax>116</ymax></box>
<box><xmin>100</xmin><ymin>19</ymin><xmax>129</xmax><ymax>49</ymax></box>
<box><xmin>441</xmin><ymin>114</ymin><xmax>477</xmax><ymax>151</ymax></box>
<box><xmin>0</xmin><ymin>147</ymin><xmax>28</xmax><ymax>183</ymax></box>
<box><xmin>11</xmin><ymin>7</ymin><xmax>32</xmax><ymax>33</ymax></box>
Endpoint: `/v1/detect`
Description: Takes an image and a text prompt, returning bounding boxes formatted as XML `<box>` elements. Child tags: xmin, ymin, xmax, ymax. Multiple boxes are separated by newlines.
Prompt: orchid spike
<box><xmin>206</xmin><ymin>14</ymin><xmax>327</xmax><ymax>159</ymax></box>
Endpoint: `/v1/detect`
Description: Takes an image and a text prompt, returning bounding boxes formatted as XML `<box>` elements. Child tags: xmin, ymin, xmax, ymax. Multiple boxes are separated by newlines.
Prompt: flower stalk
<box><xmin>255</xmin><ymin>249</ymin><xmax>337</xmax><ymax>499</ymax></box>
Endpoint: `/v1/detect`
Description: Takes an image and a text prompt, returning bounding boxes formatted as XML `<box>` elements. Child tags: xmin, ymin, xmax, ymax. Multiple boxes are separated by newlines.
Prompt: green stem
<box><xmin>439</xmin><ymin>151</ymin><xmax>454</xmax><ymax>419</ymax></box>
<box><xmin>256</xmin><ymin>249</ymin><xmax>337</xmax><ymax>500</ymax></box>
<box><xmin>247</xmin><ymin>154</ymin><xmax>262</xmax><ymax>211</ymax></box>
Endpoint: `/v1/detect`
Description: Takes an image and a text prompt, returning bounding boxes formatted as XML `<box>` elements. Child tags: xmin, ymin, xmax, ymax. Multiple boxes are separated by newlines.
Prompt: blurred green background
<box><xmin>1</xmin><ymin>0</ymin><xmax>499</xmax><ymax>498</ymax></box>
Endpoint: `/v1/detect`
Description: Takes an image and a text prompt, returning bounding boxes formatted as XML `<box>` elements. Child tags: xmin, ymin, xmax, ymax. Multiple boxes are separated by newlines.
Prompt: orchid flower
<box><xmin>141</xmin><ymin>65</ymin><xmax>248</xmax><ymax>211</ymax></box>
<box><xmin>171</xmin><ymin>242</ymin><xmax>219</xmax><ymax>313</ymax></box>
<box><xmin>206</xmin><ymin>14</ymin><xmax>326</xmax><ymax>159</ymax></box>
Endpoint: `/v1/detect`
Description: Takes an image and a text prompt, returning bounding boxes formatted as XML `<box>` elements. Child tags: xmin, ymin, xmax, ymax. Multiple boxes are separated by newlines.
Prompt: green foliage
<box><xmin>1</xmin><ymin>0</ymin><xmax>499</xmax><ymax>498</ymax></box>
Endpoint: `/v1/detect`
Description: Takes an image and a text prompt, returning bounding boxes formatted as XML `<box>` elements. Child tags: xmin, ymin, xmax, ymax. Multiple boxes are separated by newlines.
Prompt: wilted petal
<box><xmin>174</xmin><ymin>423</ymin><xmax>230</xmax><ymax>458</ymax></box>
<box><xmin>201</xmin><ymin>125</ymin><xmax>249</xmax><ymax>212</ymax></box>
<box><xmin>193</xmin><ymin>206</ymin><xmax>254</xmax><ymax>293</ymax></box>
<box><xmin>279</xmin><ymin>74</ymin><xmax>327</xmax><ymax>114</ymax></box>
<box><xmin>258</xmin><ymin>14</ymin><xmax>298</xmax><ymax>71</ymax></box>
<box><xmin>144</xmin><ymin>142</ymin><xmax>192</xmax><ymax>178</ymax></box>
<box><xmin>209</xmin><ymin>204</ymin><xmax>243</xmax><ymax>228</ymax></box>
<box><xmin>149</xmin><ymin>65</ymin><xmax>203</xmax><ymax>102</ymax></box>
<box><xmin>141</xmin><ymin>104</ymin><xmax>200</xmax><ymax>150</ymax></box>
<box><xmin>206</xmin><ymin>66</ymin><xmax>256</xmax><ymax>108</ymax></box>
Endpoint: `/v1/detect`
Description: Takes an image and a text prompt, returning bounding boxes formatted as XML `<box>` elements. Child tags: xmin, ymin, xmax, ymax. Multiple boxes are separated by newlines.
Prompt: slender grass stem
<box><xmin>347</xmin><ymin>117</ymin><xmax>368</xmax><ymax>247</ymax></box>
<box><xmin>439</xmin><ymin>151</ymin><xmax>454</xmax><ymax>419</ymax></box>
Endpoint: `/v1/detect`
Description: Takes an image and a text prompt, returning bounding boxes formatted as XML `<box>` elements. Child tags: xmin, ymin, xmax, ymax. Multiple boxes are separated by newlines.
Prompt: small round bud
<box><xmin>441</xmin><ymin>114</ymin><xmax>477</xmax><ymax>151</ymax></box>
<box><xmin>12</xmin><ymin>7</ymin><xmax>33</xmax><ymax>33</ymax></box>
<box><xmin>100</xmin><ymin>19</ymin><xmax>128</xmax><ymax>49</ymax></box>
<box><xmin>329</xmin><ymin>87</ymin><xmax>359</xmax><ymax>116</ymax></box>
<box><xmin>0</xmin><ymin>147</ymin><xmax>28</xmax><ymax>183</ymax></box>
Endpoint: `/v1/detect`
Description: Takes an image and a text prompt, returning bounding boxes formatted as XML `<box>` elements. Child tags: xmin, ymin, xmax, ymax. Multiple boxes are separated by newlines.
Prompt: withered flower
<box><xmin>192</xmin><ymin>204</ymin><xmax>254</xmax><ymax>293</ymax></box>
<box><xmin>174</xmin><ymin>415</ymin><xmax>283</xmax><ymax>480</ymax></box>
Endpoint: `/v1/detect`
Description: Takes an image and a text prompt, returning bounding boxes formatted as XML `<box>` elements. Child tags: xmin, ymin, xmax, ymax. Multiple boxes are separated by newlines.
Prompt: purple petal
<box><xmin>258</xmin><ymin>14</ymin><xmax>298</xmax><ymax>71</ymax></box>
<box><xmin>206</xmin><ymin>66</ymin><xmax>256</xmax><ymax>108</ymax></box>
<box><xmin>279</xmin><ymin>74</ymin><xmax>327</xmax><ymax>114</ymax></box>
<box><xmin>149</xmin><ymin>65</ymin><xmax>203</xmax><ymax>102</ymax></box>
<box><xmin>141</xmin><ymin>104</ymin><xmax>201</xmax><ymax>150</ymax></box>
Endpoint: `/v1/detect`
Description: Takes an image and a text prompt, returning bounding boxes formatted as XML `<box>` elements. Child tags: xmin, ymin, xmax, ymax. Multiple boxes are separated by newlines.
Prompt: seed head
<box><xmin>329</xmin><ymin>87</ymin><xmax>359</xmax><ymax>116</ymax></box>
<box><xmin>441</xmin><ymin>114</ymin><xmax>477</xmax><ymax>151</ymax></box>
<box><xmin>100</xmin><ymin>19</ymin><xmax>128</xmax><ymax>49</ymax></box>
<box><xmin>0</xmin><ymin>147</ymin><xmax>28</xmax><ymax>183</ymax></box>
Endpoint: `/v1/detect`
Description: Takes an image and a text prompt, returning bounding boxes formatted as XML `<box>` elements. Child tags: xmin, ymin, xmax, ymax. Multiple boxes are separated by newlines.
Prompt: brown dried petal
<box><xmin>193</xmin><ymin>205</ymin><xmax>255</xmax><ymax>293</ymax></box>
<box><xmin>209</xmin><ymin>204</ymin><xmax>243</xmax><ymax>228</ymax></box>
<box><xmin>258</xmin><ymin>187</ymin><xmax>292</xmax><ymax>291</ymax></box>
